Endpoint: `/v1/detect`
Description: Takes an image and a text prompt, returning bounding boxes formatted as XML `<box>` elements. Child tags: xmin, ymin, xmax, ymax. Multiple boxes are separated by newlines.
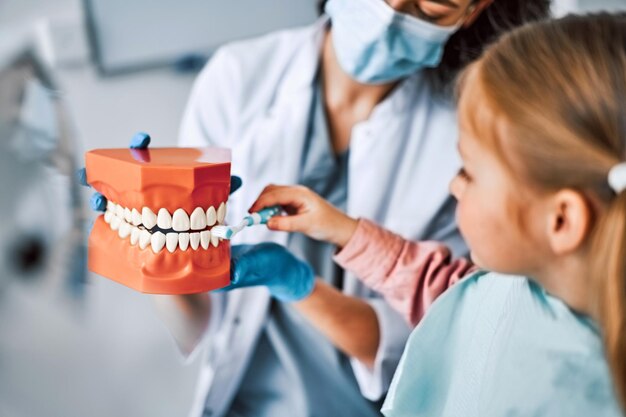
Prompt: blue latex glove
<box><xmin>77</xmin><ymin>132</ymin><xmax>242</xmax><ymax>211</ymax></box>
<box><xmin>226</xmin><ymin>243</ymin><xmax>315</xmax><ymax>302</ymax></box>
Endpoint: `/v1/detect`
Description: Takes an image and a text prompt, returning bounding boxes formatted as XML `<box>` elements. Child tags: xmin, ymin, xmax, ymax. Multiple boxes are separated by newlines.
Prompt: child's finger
<box><xmin>266</xmin><ymin>214</ymin><xmax>309</xmax><ymax>233</ymax></box>
<box><xmin>250</xmin><ymin>186</ymin><xmax>308</xmax><ymax>213</ymax></box>
<box><xmin>249</xmin><ymin>185</ymin><xmax>284</xmax><ymax>212</ymax></box>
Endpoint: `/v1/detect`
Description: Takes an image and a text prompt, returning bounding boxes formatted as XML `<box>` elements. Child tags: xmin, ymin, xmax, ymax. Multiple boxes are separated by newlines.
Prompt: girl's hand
<box><xmin>249</xmin><ymin>185</ymin><xmax>358</xmax><ymax>248</ymax></box>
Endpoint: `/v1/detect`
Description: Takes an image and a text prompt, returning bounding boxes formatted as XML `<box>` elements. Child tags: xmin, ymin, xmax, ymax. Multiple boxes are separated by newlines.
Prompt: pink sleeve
<box><xmin>333</xmin><ymin>219</ymin><xmax>477</xmax><ymax>327</ymax></box>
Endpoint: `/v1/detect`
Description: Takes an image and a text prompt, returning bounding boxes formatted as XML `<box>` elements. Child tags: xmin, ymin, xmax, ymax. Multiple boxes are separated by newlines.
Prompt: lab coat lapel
<box><xmin>277</xmin><ymin>92</ymin><xmax>314</xmax><ymax>188</ymax></box>
<box><xmin>272</xmin><ymin>19</ymin><xmax>326</xmax><ymax>189</ymax></box>
<box><xmin>346</xmin><ymin>76</ymin><xmax>457</xmax><ymax>238</ymax></box>
<box><xmin>345</xmin><ymin>79</ymin><xmax>419</xmax><ymax>223</ymax></box>
<box><xmin>246</xmin><ymin>102</ymin><xmax>310</xmax><ymax>249</ymax></box>
<box><xmin>258</xmin><ymin>79</ymin><xmax>315</xmax><ymax>198</ymax></box>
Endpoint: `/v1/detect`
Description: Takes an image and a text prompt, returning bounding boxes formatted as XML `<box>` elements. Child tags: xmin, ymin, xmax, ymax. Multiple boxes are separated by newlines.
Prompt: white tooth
<box><xmin>107</xmin><ymin>201</ymin><xmax>114</xmax><ymax>211</ymax></box>
<box><xmin>110</xmin><ymin>215</ymin><xmax>122</xmax><ymax>231</ymax></box>
<box><xmin>217</xmin><ymin>202</ymin><xmax>226</xmax><ymax>224</ymax></box>
<box><xmin>151</xmin><ymin>231</ymin><xmax>166</xmax><ymax>253</ymax></box>
<box><xmin>190</xmin><ymin>233</ymin><xmax>200</xmax><ymax>250</ymax></box>
<box><xmin>115</xmin><ymin>204</ymin><xmax>124</xmax><ymax>219</ymax></box>
<box><xmin>118</xmin><ymin>222</ymin><xmax>131</xmax><ymax>239</ymax></box>
<box><xmin>124</xmin><ymin>207</ymin><xmax>132</xmax><ymax>223</ymax></box>
<box><xmin>178</xmin><ymin>233</ymin><xmax>190</xmax><ymax>251</ymax></box>
<box><xmin>206</xmin><ymin>206</ymin><xmax>217</xmax><ymax>226</ymax></box>
<box><xmin>172</xmin><ymin>209</ymin><xmax>190</xmax><ymax>232</ymax></box>
<box><xmin>139</xmin><ymin>230</ymin><xmax>151</xmax><ymax>249</ymax></box>
<box><xmin>131</xmin><ymin>208</ymin><xmax>142</xmax><ymax>226</ymax></box>
<box><xmin>130</xmin><ymin>227</ymin><xmax>140</xmax><ymax>246</ymax></box>
<box><xmin>166</xmin><ymin>233</ymin><xmax>179</xmax><ymax>253</ymax></box>
<box><xmin>190</xmin><ymin>207</ymin><xmax>207</xmax><ymax>230</ymax></box>
<box><xmin>211</xmin><ymin>234</ymin><xmax>219</xmax><ymax>248</ymax></box>
<box><xmin>157</xmin><ymin>208</ymin><xmax>172</xmax><ymax>229</ymax></box>
<box><xmin>142</xmin><ymin>207</ymin><xmax>157</xmax><ymax>229</ymax></box>
<box><xmin>200</xmin><ymin>231</ymin><xmax>210</xmax><ymax>249</ymax></box>
<box><xmin>104</xmin><ymin>210</ymin><xmax>113</xmax><ymax>224</ymax></box>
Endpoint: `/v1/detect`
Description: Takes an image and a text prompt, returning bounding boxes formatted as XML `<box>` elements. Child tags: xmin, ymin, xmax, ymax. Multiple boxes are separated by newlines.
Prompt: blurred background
<box><xmin>1</xmin><ymin>1</ymin><xmax>625</xmax><ymax>416</ymax></box>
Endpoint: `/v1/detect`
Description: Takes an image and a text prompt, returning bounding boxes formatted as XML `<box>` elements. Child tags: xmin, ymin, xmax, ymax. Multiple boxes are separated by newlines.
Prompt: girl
<box><xmin>248</xmin><ymin>13</ymin><xmax>626</xmax><ymax>416</ymax></box>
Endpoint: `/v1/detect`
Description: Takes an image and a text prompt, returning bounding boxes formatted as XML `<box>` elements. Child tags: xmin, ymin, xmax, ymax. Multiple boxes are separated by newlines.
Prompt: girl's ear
<box><xmin>462</xmin><ymin>0</ymin><xmax>494</xmax><ymax>28</ymax></box>
<box><xmin>546</xmin><ymin>190</ymin><xmax>593</xmax><ymax>256</ymax></box>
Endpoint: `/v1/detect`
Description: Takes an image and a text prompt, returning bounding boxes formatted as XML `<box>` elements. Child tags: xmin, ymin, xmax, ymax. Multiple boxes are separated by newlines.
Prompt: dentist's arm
<box><xmin>247</xmin><ymin>185</ymin><xmax>381</xmax><ymax>366</ymax></box>
<box><xmin>294</xmin><ymin>280</ymin><xmax>381</xmax><ymax>368</ymax></box>
<box><xmin>223</xmin><ymin>242</ymin><xmax>381</xmax><ymax>367</ymax></box>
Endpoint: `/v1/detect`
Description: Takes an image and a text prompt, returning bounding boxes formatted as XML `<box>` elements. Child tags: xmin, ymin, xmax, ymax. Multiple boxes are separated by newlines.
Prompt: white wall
<box><xmin>578</xmin><ymin>0</ymin><xmax>626</xmax><ymax>12</ymax></box>
<box><xmin>553</xmin><ymin>0</ymin><xmax>626</xmax><ymax>15</ymax></box>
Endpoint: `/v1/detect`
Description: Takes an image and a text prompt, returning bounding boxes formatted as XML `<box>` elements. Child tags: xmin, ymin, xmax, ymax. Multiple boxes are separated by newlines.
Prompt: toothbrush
<box><xmin>211</xmin><ymin>205</ymin><xmax>281</xmax><ymax>240</ymax></box>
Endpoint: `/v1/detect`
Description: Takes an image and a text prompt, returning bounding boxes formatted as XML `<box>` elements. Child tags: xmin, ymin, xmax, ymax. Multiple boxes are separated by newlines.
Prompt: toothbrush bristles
<box><xmin>212</xmin><ymin>221</ymin><xmax>246</xmax><ymax>240</ymax></box>
<box><xmin>211</xmin><ymin>225</ymin><xmax>232</xmax><ymax>239</ymax></box>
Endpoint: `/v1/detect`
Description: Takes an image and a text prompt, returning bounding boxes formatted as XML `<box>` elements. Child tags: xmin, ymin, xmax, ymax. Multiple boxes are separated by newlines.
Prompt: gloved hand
<box><xmin>225</xmin><ymin>243</ymin><xmax>315</xmax><ymax>302</ymax></box>
<box><xmin>76</xmin><ymin>132</ymin><xmax>242</xmax><ymax>211</ymax></box>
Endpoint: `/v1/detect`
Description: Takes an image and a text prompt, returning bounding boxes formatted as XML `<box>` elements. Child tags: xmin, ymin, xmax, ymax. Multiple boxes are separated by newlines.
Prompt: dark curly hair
<box><xmin>317</xmin><ymin>0</ymin><xmax>552</xmax><ymax>92</ymax></box>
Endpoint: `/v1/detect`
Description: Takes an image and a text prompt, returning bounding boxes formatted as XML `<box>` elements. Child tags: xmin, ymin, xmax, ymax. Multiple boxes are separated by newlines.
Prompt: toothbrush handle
<box><xmin>245</xmin><ymin>205</ymin><xmax>281</xmax><ymax>226</ymax></box>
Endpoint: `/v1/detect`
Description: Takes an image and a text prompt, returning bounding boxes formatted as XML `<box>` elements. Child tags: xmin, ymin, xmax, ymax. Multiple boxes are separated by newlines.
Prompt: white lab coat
<box><xmin>177</xmin><ymin>17</ymin><xmax>464</xmax><ymax>417</ymax></box>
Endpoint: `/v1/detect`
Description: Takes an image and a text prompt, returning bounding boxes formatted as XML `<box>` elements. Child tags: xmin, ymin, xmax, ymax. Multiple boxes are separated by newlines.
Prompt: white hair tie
<box><xmin>608</xmin><ymin>162</ymin><xmax>626</xmax><ymax>194</ymax></box>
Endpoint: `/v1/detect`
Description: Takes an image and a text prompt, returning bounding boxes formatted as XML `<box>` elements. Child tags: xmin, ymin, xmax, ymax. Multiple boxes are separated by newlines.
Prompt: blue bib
<box><xmin>383</xmin><ymin>272</ymin><xmax>621</xmax><ymax>417</ymax></box>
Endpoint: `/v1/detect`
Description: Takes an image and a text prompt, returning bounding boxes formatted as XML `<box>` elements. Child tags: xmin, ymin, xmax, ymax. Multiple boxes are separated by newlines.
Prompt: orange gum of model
<box><xmin>85</xmin><ymin>147</ymin><xmax>232</xmax><ymax>294</ymax></box>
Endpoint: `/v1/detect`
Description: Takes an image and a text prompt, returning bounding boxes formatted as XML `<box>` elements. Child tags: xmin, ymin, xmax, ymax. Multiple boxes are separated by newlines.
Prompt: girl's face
<box><xmin>449</xmin><ymin>127</ymin><xmax>553</xmax><ymax>276</ymax></box>
<box><xmin>388</xmin><ymin>0</ymin><xmax>486</xmax><ymax>26</ymax></box>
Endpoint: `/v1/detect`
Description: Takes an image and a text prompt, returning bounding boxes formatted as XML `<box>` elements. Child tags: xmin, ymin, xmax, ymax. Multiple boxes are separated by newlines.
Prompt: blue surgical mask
<box><xmin>325</xmin><ymin>0</ymin><xmax>459</xmax><ymax>84</ymax></box>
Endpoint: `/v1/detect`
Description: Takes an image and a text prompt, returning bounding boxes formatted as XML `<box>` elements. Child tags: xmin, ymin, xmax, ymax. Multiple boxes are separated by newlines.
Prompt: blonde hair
<box><xmin>458</xmin><ymin>13</ymin><xmax>626</xmax><ymax>408</ymax></box>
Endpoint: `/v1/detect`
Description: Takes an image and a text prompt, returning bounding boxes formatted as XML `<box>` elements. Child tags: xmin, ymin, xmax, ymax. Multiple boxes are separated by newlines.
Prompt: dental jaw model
<box><xmin>85</xmin><ymin>147</ymin><xmax>231</xmax><ymax>294</ymax></box>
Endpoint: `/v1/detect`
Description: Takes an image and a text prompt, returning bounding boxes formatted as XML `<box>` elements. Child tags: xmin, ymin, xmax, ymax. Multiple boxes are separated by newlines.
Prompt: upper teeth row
<box><xmin>105</xmin><ymin>202</ymin><xmax>227</xmax><ymax>231</ymax></box>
